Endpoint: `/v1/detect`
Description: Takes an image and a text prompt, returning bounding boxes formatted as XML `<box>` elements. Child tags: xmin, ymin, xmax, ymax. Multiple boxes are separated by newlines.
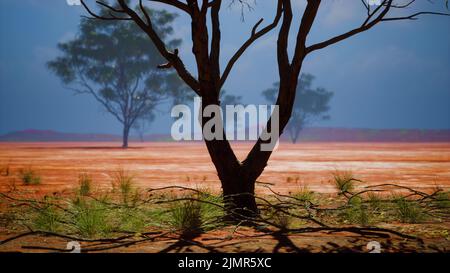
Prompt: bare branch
<box><xmin>220</xmin><ymin>0</ymin><xmax>283</xmax><ymax>89</ymax></box>
<box><xmin>80</xmin><ymin>0</ymin><xmax>132</xmax><ymax>21</ymax></box>
<box><xmin>306</xmin><ymin>0</ymin><xmax>450</xmax><ymax>55</ymax></box>
<box><xmin>148</xmin><ymin>0</ymin><xmax>191</xmax><ymax>14</ymax></box>
<box><xmin>118</xmin><ymin>0</ymin><xmax>200</xmax><ymax>94</ymax></box>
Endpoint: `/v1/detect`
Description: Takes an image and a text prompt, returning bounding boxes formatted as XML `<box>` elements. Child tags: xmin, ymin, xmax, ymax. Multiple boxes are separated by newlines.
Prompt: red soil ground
<box><xmin>1</xmin><ymin>142</ymin><xmax>449</xmax><ymax>253</ymax></box>
<box><xmin>0</xmin><ymin>142</ymin><xmax>449</xmax><ymax>195</ymax></box>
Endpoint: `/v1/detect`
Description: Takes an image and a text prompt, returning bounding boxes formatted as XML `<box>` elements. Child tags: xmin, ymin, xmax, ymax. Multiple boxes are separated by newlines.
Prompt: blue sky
<box><xmin>0</xmin><ymin>0</ymin><xmax>449</xmax><ymax>135</ymax></box>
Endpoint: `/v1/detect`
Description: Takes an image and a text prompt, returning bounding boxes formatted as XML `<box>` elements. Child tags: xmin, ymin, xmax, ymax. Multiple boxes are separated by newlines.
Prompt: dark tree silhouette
<box><xmin>263</xmin><ymin>74</ymin><xmax>333</xmax><ymax>143</ymax></box>
<box><xmin>79</xmin><ymin>0</ymin><xmax>449</xmax><ymax>217</ymax></box>
<box><xmin>48</xmin><ymin>5</ymin><xmax>186</xmax><ymax>148</ymax></box>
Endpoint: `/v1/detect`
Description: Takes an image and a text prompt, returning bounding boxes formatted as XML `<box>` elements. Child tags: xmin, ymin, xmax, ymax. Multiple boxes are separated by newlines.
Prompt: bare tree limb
<box><xmin>306</xmin><ymin>0</ymin><xmax>450</xmax><ymax>55</ymax></box>
<box><xmin>220</xmin><ymin>0</ymin><xmax>283</xmax><ymax>89</ymax></box>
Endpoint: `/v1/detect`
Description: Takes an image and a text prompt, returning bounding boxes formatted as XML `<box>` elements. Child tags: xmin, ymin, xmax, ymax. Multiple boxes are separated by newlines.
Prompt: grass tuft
<box><xmin>292</xmin><ymin>186</ymin><xmax>315</xmax><ymax>203</ymax></box>
<box><xmin>333</xmin><ymin>171</ymin><xmax>358</xmax><ymax>195</ymax></box>
<box><xmin>77</xmin><ymin>173</ymin><xmax>92</xmax><ymax>196</ymax></box>
<box><xmin>112</xmin><ymin>169</ymin><xmax>134</xmax><ymax>204</ymax></box>
<box><xmin>70</xmin><ymin>197</ymin><xmax>112</xmax><ymax>238</ymax></box>
<box><xmin>19</xmin><ymin>167</ymin><xmax>41</xmax><ymax>185</ymax></box>
<box><xmin>342</xmin><ymin>197</ymin><xmax>371</xmax><ymax>226</ymax></box>
<box><xmin>394</xmin><ymin>197</ymin><xmax>425</xmax><ymax>223</ymax></box>
<box><xmin>434</xmin><ymin>191</ymin><xmax>450</xmax><ymax>209</ymax></box>
<box><xmin>170</xmin><ymin>199</ymin><xmax>204</xmax><ymax>237</ymax></box>
<box><xmin>33</xmin><ymin>201</ymin><xmax>62</xmax><ymax>232</ymax></box>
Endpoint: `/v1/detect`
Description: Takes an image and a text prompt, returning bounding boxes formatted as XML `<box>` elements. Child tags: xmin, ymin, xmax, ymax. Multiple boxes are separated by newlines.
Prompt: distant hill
<box><xmin>0</xmin><ymin>128</ymin><xmax>449</xmax><ymax>142</ymax></box>
<box><xmin>0</xmin><ymin>129</ymin><xmax>122</xmax><ymax>142</ymax></box>
<box><xmin>287</xmin><ymin>128</ymin><xmax>450</xmax><ymax>142</ymax></box>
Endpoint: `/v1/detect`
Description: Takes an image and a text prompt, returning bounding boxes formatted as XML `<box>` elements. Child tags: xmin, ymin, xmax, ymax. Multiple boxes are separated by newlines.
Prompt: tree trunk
<box><xmin>221</xmin><ymin>174</ymin><xmax>258</xmax><ymax>219</ymax></box>
<box><xmin>122</xmin><ymin>125</ymin><xmax>130</xmax><ymax>148</ymax></box>
<box><xmin>204</xmin><ymin>138</ymin><xmax>259</xmax><ymax>220</ymax></box>
<box><xmin>200</xmin><ymin>94</ymin><xmax>259</xmax><ymax>220</ymax></box>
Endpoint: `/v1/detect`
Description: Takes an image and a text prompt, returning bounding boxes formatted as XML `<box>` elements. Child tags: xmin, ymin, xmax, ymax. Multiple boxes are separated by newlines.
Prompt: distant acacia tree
<box><xmin>263</xmin><ymin>74</ymin><xmax>333</xmax><ymax>143</ymax></box>
<box><xmin>48</xmin><ymin>5</ymin><xmax>185</xmax><ymax>148</ymax></box>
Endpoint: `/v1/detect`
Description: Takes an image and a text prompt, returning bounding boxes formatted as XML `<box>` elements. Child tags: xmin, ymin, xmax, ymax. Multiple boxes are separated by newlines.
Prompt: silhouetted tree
<box><xmin>80</xmin><ymin>0</ymin><xmax>449</xmax><ymax>217</ymax></box>
<box><xmin>263</xmin><ymin>74</ymin><xmax>333</xmax><ymax>143</ymax></box>
<box><xmin>48</xmin><ymin>4</ymin><xmax>186</xmax><ymax>148</ymax></box>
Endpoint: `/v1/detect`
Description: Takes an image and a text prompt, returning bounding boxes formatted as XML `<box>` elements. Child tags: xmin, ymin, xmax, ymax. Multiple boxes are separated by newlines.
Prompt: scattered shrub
<box><xmin>170</xmin><ymin>199</ymin><xmax>203</xmax><ymax>237</ymax></box>
<box><xmin>333</xmin><ymin>171</ymin><xmax>358</xmax><ymax>195</ymax></box>
<box><xmin>342</xmin><ymin>197</ymin><xmax>371</xmax><ymax>226</ymax></box>
<box><xmin>395</xmin><ymin>197</ymin><xmax>425</xmax><ymax>223</ymax></box>
<box><xmin>71</xmin><ymin>198</ymin><xmax>112</xmax><ymax>237</ymax></box>
<box><xmin>19</xmin><ymin>168</ymin><xmax>41</xmax><ymax>185</ymax></box>
<box><xmin>112</xmin><ymin>169</ymin><xmax>134</xmax><ymax>203</ymax></box>
<box><xmin>114</xmin><ymin>207</ymin><xmax>147</xmax><ymax>233</ymax></box>
<box><xmin>196</xmin><ymin>191</ymin><xmax>224</xmax><ymax>230</ymax></box>
<box><xmin>434</xmin><ymin>191</ymin><xmax>450</xmax><ymax>209</ymax></box>
<box><xmin>77</xmin><ymin>173</ymin><xmax>92</xmax><ymax>196</ymax></box>
<box><xmin>367</xmin><ymin>192</ymin><xmax>383</xmax><ymax>209</ymax></box>
<box><xmin>292</xmin><ymin>186</ymin><xmax>315</xmax><ymax>203</ymax></box>
<box><xmin>33</xmin><ymin>204</ymin><xmax>62</xmax><ymax>232</ymax></box>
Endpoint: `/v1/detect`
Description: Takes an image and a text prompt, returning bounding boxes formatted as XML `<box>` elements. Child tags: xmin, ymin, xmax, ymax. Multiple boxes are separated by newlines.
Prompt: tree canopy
<box><xmin>48</xmin><ymin>5</ymin><xmax>187</xmax><ymax>147</ymax></box>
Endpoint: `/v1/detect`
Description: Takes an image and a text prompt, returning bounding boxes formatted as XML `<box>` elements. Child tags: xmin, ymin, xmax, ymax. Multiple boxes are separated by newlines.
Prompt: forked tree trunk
<box><xmin>201</xmin><ymin>93</ymin><xmax>289</xmax><ymax>220</ymax></box>
<box><xmin>200</xmin><ymin>95</ymin><xmax>257</xmax><ymax>219</ymax></box>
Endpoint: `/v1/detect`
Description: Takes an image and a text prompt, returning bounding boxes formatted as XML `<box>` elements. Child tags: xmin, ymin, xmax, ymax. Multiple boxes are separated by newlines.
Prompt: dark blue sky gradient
<box><xmin>0</xmin><ymin>0</ymin><xmax>449</xmax><ymax>135</ymax></box>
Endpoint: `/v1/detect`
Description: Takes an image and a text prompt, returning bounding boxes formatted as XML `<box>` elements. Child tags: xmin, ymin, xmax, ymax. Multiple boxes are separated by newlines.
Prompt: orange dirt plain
<box><xmin>0</xmin><ymin>141</ymin><xmax>449</xmax><ymax>253</ymax></box>
<box><xmin>0</xmin><ymin>142</ymin><xmax>449</xmax><ymax>194</ymax></box>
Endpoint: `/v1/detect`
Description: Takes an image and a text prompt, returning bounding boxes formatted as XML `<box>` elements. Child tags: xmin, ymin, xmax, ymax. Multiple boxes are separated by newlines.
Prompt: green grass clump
<box><xmin>166</xmin><ymin>189</ymin><xmax>224</xmax><ymax>237</ymax></box>
<box><xmin>394</xmin><ymin>197</ymin><xmax>425</xmax><ymax>223</ymax></box>
<box><xmin>342</xmin><ymin>197</ymin><xmax>371</xmax><ymax>226</ymax></box>
<box><xmin>196</xmin><ymin>189</ymin><xmax>224</xmax><ymax>226</ymax></box>
<box><xmin>367</xmin><ymin>192</ymin><xmax>383</xmax><ymax>209</ymax></box>
<box><xmin>112</xmin><ymin>170</ymin><xmax>134</xmax><ymax>204</ymax></box>
<box><xmin>33</xmin><ymin>204</ymin><xmax>62</xmax><ymax>232</ymax></box>
<box><xmin>77</xmin><ymin>173</ymin><xmax>92</xmax><ymax>196</ymax></box>
<box><xmin>70</xmin><ymin>198</ymin><xmax>112</xmax><ymax>238</ymax></box>
<box><xmin>19</xmin><ymin>168</ymin><xmax>41</xmax><ymax>185</ymax></box>
<box><xmin>113</xmin><ymin>207</ymin><xmax>147</xmax><ymax>233</ymax></box>
<box><xmin>333</xmin><ymin>171</ymin><xmax>358</xmax><ymax>195</ymax></box>
<box><xmin>292</xmin><ymin>186</ymin><xmax>315</xmax><ymax>203</ymax></box>
<box><xmin>170</xmin><ymin>199</ymin><xmax>204</xmax><ymax>237</ymax></box>
<box><xmin>434</xmin><ymin>191</ymin><xmax>450</xmax><ymax>209</ymax></box>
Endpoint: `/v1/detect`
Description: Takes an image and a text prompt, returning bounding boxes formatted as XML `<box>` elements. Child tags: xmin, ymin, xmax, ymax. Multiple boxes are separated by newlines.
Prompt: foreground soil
<box><xmin>0</xmin><ymin>224</ymin><xmax>449</xmax><ymax>253</ymax></box>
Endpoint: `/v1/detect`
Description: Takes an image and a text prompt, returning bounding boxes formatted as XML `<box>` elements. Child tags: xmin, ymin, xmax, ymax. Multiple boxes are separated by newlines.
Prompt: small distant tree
<box><xmin>133</xmin><ymin>112</ymin><xmax>155</xmax><ymax>142</ymax></box>
<box><xmin>263</xmin><ymin>74</ymin><xmax>333</xmax><ymax>143</ymax></box>
<box><xmin>48</xmin><ymin>5</ymin><xmax>185</xmax><ymax>148</ymax></box>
